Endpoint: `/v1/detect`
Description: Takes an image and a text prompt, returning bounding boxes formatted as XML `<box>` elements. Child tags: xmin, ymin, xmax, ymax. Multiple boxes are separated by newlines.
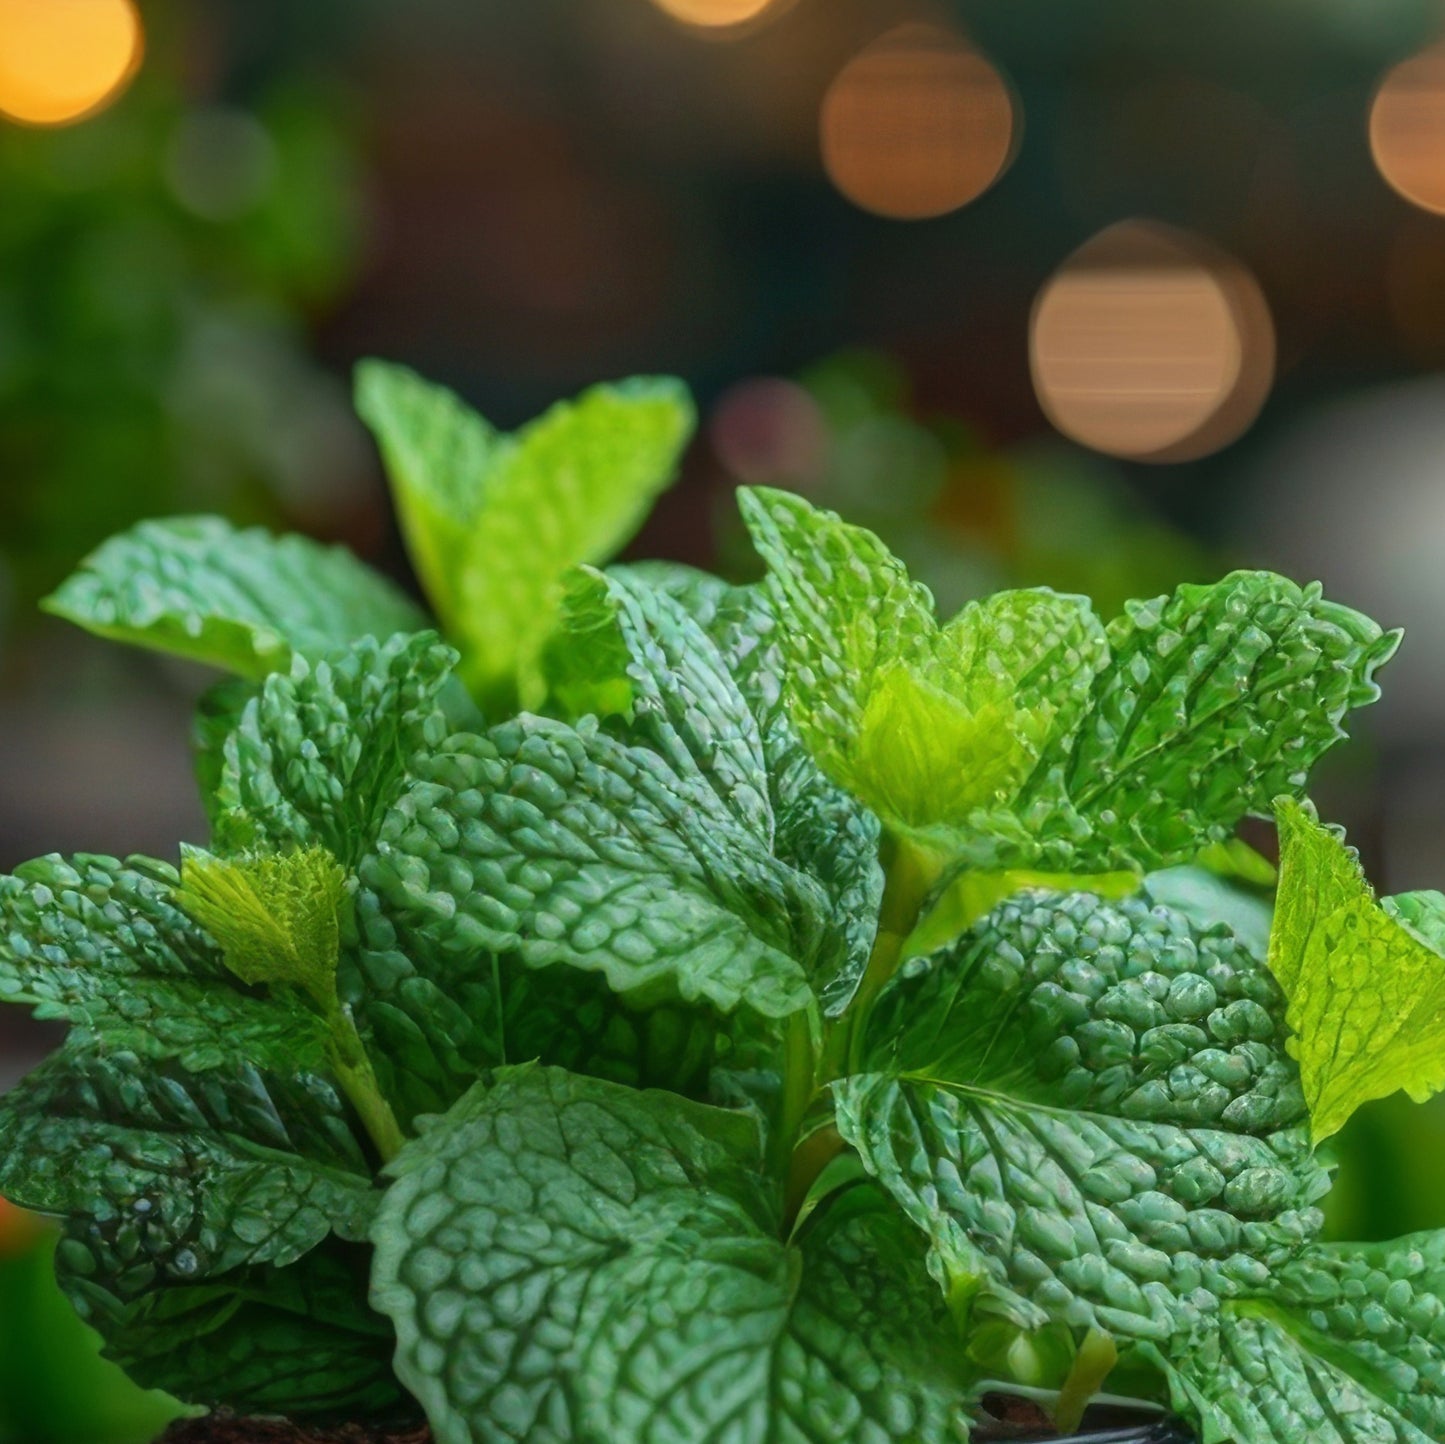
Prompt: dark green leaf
<box><xmin>369</xmin><ymin>1065</ymin><xmax>974</xmax><ymax>1444</ymax></box>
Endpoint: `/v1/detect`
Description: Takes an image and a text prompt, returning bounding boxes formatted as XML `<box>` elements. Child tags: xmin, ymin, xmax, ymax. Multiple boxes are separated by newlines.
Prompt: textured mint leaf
<box><xmin>740</xmin><ymin>489</ymin><xmax>1396</xmax><ymax>874</ymax></box>
<box><xmin>1269</xmin><ymin>798</ymin><xmax>1445</xmax><ymax>1141</ymax></box>
<box><xmin>42</xmin><ymin>516</ymin><xmax>426</xmax><ymax>679</ymax></box>
<box><xmin>544</xmin><ymin>567</ymin><xmax>773</xmax><ymax>841</ymax></box>
<box><xmin>369</xmin><ymin>1065</ymin><xmax>974</xmax><ymax>1444</ymax></box>
<box><xmin>208</xmin><ymin>632</ymin><xmax>458</xmax><ymax>862</ymax></box>
<box><xmin>1162</xmin><ymin>1232</ymin><xmax>1445</xmax><ymax>1444</ymax></box>
<box><xmin>354</xmin><ymin>361</ymin><xmax>506</xmax><ymax>630</ymax></box>
<box><xmin>0</xmin><ymin>854</ymin><xmax>327</xmax><ymax>1074</ymax></box>
<box><xmin>706</xmin><ymin>581</ymin><xmax>884</xmax><ymax>1015</ymax></box>
<box><xmin>1163</xmin><ymin>1302</ymin><xmax>1434</xmax><ymax>1444</ymax></box>
<box><xmin>177</xmin><ymin>847</ymin><xmax>348</xmax><ymax>1012</ymax></box>
<box><xmin>0</xmin><ymin>1048</ymin><xmax>375</xmax><ymax>1279</ymax></box>
<box><xmin>836</xmin><ymin>888</ymin><xmax>1325</xmax><ymax>1349</ymax></box>
<box><xmin>1014</xmin><ymin>573</ymin><xmax>1400</xmax><ymax>872</ymax></box>
<box><xmin>358</xmin><ymin>715</ymin><xmax>825</xmax><ymax>1023</ymax></box>
<box><xmin>78</xmin><ymin>1244</ymin><xmax>405</xmax><ymax>1421</ymax></box>
<box><xmin>357</xmin><ymin>363</ymin><xmax>696</xmax><ymax>709</ymax></box>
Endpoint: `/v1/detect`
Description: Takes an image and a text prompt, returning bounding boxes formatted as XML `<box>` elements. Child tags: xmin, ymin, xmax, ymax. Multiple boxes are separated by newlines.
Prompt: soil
<box><xmin>159</xmin><ymin>1406</ymin><xmax>1191</xmax><ymax>1444</ymax></box>
<box><xmin>158</xmin><ymin>1417</ymin><xmax>430</xmax><ymax>1444</ymax></box>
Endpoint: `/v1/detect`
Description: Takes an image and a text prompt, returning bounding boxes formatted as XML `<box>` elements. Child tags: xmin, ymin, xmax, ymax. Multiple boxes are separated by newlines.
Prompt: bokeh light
<box><xmin>820</xmin><ymin>23</ymin><xmax>1018</xmax><ymax>221</ymax></box>
<box><xmin>0</xmin><ymin>0</ymin><xmax>142</xmax><ymax>128</ymax></box>
<box><xmin>1371</xmin><ymin>45</ymin><xmax>1445</xmax><ymax>216</ymax></box>
<box><xmin>649</xmin><ymin>0</ymin><xmax>780</xmax><ymax>31</ymax></box>
<box><xmin>710</xmin><ymin>378</ymin><xmax>828</xmax><ymax>485</ymax></box>
<box><xmin>1030</xmin><ymin>220</ymin><xmax>1275</xmax><ymax>463</ymax></box>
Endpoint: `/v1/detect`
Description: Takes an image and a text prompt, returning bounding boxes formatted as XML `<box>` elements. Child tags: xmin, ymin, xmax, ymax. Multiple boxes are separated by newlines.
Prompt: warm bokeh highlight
<box><xmin>1371</xmin><ymin>44</ymin><xmax>1445</xmax><ymax>216</ymax></box>
<box><xmin>0</xmin><ymin>0</ymin><xmax>142</xmax><ymax>127</ymax></box>
<box><xmin>1030</xmin><ymin>220</ymin><xmax>1275</xmax><ymax>463</ymax></box>
<box><xmin>820</xmin><ymin>23</ymin><xmax>1017</xmax><ymax>221</ymax></box>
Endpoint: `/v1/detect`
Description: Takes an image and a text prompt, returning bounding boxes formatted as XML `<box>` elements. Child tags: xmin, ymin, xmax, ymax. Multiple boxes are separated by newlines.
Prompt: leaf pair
<box><xmin>742</xmin><ymin>488</ymin><xmax>1398</xmax><ymax>876</ymax></box>
<box><xmin>44</xmin><ymin>364</ymin><xmax>697</xmax><ymax>719</ymax></box>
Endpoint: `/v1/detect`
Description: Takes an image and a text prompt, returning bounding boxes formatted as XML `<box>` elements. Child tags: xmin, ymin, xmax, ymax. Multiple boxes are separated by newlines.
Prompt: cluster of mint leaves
<box><xmin>3</xmin><ymin>360</ymin><xmax>1445</xmax><ymax>1444</ymax></box>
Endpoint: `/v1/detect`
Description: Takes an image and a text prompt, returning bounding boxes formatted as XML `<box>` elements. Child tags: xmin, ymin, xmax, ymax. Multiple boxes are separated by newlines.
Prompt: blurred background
<box><xmin>5</xmin><ymin>0</ymin><xmax>1445</xmax><ymax>1436</ymax></box>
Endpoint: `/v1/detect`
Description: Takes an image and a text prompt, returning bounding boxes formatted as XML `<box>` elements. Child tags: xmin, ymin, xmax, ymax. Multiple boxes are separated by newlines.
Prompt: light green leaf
<box><xmin>0</xmin><ymin>854</ymin><xmax>326</xmax><ymax>1075</ymax></box>
<box><xmin>1027</xmin><ymin>573</ymin><xmax>1400</xmax><ymax>872</ymax></box>
<box><xmin>356</xmin><ymin>363</ymin><xmax>695</xmax><ymax>709</ymax></box>
<box><xmin>206</xmin><ymin>632</ymin><xmax>458</xmax><ymax>862</ymax></box>
<box><xmin>1269</xmin><ymin>798</ymin><xmax>1445</xmax><ymax>1142</ymax></box>
<box><xmin>369</xmin><ymin>1065</ymin><xmax>974</xmax><ymax>1444</ymax></box>
<box><xmin>176</xmin><ymin>847</ymin><xmax>347</xmax><ymax>1013</ymax></box>
<box><xmin>355</xmin><ymin>360</ymin><xmax>506</xmax><ymax>628</ymax></box>
<box><xmin>741</xmin><ymin>489</ymin><xmax>1396</xmax><ymax>873</ymax></box>
<box><xmin>43</xmin><ymin>516</ymin><xmax>426</xmax><ymax>679</ymax></box>
<box><xmin>836</xmin><ymin>889</ymin><xmax>1322</xmax><ymax>1347</ymax></box>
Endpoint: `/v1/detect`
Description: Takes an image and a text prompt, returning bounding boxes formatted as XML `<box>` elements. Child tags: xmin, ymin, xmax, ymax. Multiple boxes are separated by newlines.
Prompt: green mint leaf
<box><xmin>1269</xmin><ymin>798</ymin><xmax>1445</xmax><ymax>1142</ymax></box>
<box><xmin>706</xmin><ymin>580</ymin><xmax>884</xmax><ymax>1015</ymax></box>
<box><xmin>176</xmin><ymin>846</ymin><xmax>347</xmax><ymax>1013</ymax></box>
<box><xmin>1177</xmin><ymin>1233</ymin><xmax>1445</xmax><ymax>1443</ymax></box>
<box><xmin>741</xmin><ymin>488</ymin><xmax>1396</xmax><ymax>873</ymax></box>
<box><xmin>358</xmin><ymin>715</ymin><xmax>823</xmax><ymax>1023</ymax></box>
<box><xmin>544</xmin><ymin>567</ymin><xmax>773</xmax><ymax>841</ymax></box>
<box><xmin>357</xmin><ymin>363</ymin><xmax>695</xmax><ymax>710</ymax></box>
<box><xmin>207</xmin><ymin>632</ymin><xmax>458</xmax><ymax>862</ymax></box>
<box><xmin>0</xmin><ymin>1045</ymin><xmax>383</xmax><ymax>1420</ymax></box>
<box><xmin>354</xmin><ymin>361</ymin><xmax>507</xmax><ymax>632</ymax></box>
<box><xmin>42</xmin><ymin>516</ymin><xmax>426</xmax><ymax>679</ymax></box>
<box><xmin>0</xmin><ymin>854</ymin><xmax>327</xmax><ymax>1074</ymax></box>
<box><xmin>1025</xmin><ymin>574</ymin><xmax>1399</xmax><ymax>872</ymax></box>
<box><xmin>369</xmin><ymin>1065</ymin><xmax>973</xmax><ymax>1444</ymax></box>
<box><xmin>91</xmin><ymin>1244</ymin><xmax>405</xmax><ymax>1421</ymax></box>
<box><xmin>836</xmin><ymin>887</ymin><xmax>1325</xmax><ymax>1367</ymax></box>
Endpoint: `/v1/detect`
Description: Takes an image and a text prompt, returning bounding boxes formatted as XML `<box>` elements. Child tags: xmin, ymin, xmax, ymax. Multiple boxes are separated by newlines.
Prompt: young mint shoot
<box><xmin>2</xmin><ymin>363</ymin><xmax>1441</xmax><ymax>1444</ymax></box>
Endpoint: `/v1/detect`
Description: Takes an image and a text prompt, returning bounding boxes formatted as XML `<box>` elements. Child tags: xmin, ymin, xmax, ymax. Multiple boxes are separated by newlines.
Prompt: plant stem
<box><xmin>327</xmin><ymin>1006</ymin><xmax>406</xmax><ymax>1165</ymax></box>
<box><xmin>829</xmin><ymin>831</ymin><xmax>942</xmax><ymax>1077</ymax></box>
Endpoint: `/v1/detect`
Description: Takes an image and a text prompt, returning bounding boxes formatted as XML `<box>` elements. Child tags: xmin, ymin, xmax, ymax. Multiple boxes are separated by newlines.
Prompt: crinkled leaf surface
<box><xmin>369</xmin><ymin>1065</ymin><xmax>974</xmax><ymax>1444</ymax></box>
<box><xmin>357</xmin><ymin>362</ymin><xmax>695</xmax><ymax>709</ymax></box>
<box><xmin>207</xmin><ymin>632</ymin><xmax>458</xmax><ymax>862</ymax></box>
<box><xmin>92</xmin><ymin>1243</ymin><xmax>403</xmax><ymax>1420</ymax></box>
<box><xmin>1162</xmin><ymin>1231</ymin><xmax>1445</xmax><ymax>1444</ymax></box>
<box><xmin>42</xmin><ymin>517</ymin><xmax>425</xmax><ymax>679</ymax></box>
<box><xmin>702</xmin><ymin>580</ymin><xmax>883</xmax><ymax>1015</ymax></box>
<box><xmin>0</xmin><ymin>1044</ymin><xmax>380</xmax><ymax>1416</ymax></box>
<box><xmin>1269</xmin><ymin>798</ymin><xmax>1445</xmax><ymax>1141</ymax></box>
<box><xmin>0</xmin><ymin>854</ymin><xmax>326</xmax><ymax>1074</ymax></box>
<box><xmin>829</xmin><ymin>884</ymin><xmax>1429</xmax><ymax>1443</ymax></box>
<box><xmin>357</xmin><ymin>714</ymin><xmax>819</xmax><ymax>1021</ymax></box>
<box><xmin>740</xmin><ymin>488</ymin><xmax>1396</xmax><ymax>873</ymax></box>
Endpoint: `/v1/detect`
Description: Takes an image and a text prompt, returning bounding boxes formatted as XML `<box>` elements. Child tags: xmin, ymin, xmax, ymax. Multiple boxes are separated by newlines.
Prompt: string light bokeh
<box><xmin>820</xmin><ymin>23</ymin><xmax>1017</xmax><ymax>221</ymax></box>
<box><xmin>648</xmin><ymin>0</ymin><xmax>786</xmax><ymax>34</ymax></box>
<box><xmin>1030</xmin><ymin>221</ymin><xmax>1275</xmax><ymax>463</ymax></box>
<box><xmin>1371</xmin><ymin>43</ymin><xmax>1445</xmax><ymax>215</ymax></box>
<box><xmin>0</xmin><ymin>0</ymin><xmax>142</xmax><ymax>127</ymax></box>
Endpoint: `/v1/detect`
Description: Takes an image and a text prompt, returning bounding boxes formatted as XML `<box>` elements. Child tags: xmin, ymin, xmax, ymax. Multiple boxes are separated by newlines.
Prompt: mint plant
<box><xmin>3</xmin><ymin>362</ymin><xmax>1444</xmax><ymax>1444</ymax></box>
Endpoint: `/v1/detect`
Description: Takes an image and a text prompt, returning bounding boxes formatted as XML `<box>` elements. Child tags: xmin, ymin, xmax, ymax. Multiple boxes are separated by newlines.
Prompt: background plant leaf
<box><xmin>42</xmin><ymin>517</ymin><xmax>426</xmax><ymax>679</ymax></box>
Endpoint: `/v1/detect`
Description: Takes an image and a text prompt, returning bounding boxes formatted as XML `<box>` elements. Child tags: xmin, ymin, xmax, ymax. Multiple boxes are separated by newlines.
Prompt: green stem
<box><xmin>769</xmin><ymin>1009</ymin><xmax>818</xmax><ymax>1180</ymax></box>
<box><xmin>327</xmin><ymin>1006</ymin><xmax>406</xmax><ymax>1165</ymax></box>
<box><xmin>829</xmin><ymin>832</ymin><xmax>943</xmax><ymax>1077</ymax></box>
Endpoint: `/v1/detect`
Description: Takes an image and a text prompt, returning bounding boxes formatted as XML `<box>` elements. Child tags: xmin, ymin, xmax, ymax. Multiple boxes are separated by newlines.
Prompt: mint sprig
<box><xmin>2</xmin><ymin>363</ymin><xmax>1438</xmax><ymax>1443</ymax></box>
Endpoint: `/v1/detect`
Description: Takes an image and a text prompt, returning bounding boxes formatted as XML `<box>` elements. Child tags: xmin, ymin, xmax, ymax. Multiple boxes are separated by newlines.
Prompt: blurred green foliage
<box><xmin>0</xmin><ymin>10</ymin><xmax>366</xmax><ymax>632</ymax></box>
<box><xmin>718</xmin><ymin>350</ymin><xmax>1214</xmax><ymax>616</ymax></box>
<box><xmin>0</xmin><ymin>1218</ymin><xmax>181</xmax><ymax>1444</ymax></box>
